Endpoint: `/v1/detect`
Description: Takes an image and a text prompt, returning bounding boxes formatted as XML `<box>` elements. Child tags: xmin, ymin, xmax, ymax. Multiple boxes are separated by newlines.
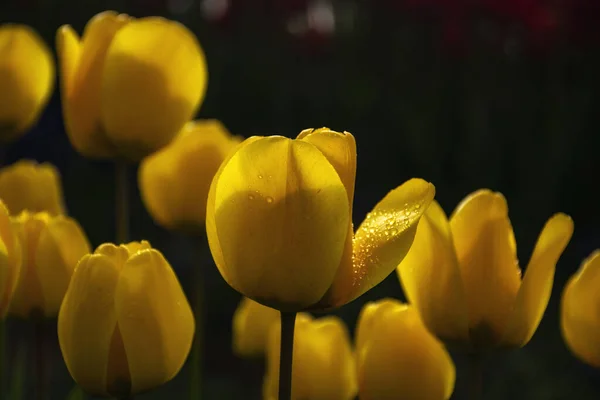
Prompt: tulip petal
<box><xmin>58</xmin><ymin>254</ymin><xmax>120</xmax><ymax>397</ymax></box>
<box><xmin>0</xmin><ymin>201</ymin><xmax>21</xmax><ymax>316</ymax></box>
<box><xmin>212</xmin><ymin>136</ymin><xmax>350</xmax><ymax>310</ymax></box>
<box><xmin>449</xmin><ymin>189</ymin><xmax>521</xmax><ymax>345</ymax></box>
<box><xmin>355</xmin><ymin>298</ymin><xmax>398</xmax><ymax>352</ymax></box>
<box><xmin>232</xmin><ymin>297</ymin><xmax>280</xmax><ymax>358</ymax></box>
<box><xmin>501</xmin><ymin>214</ymin><xmax>574</xmax><ymax>347</ymax></box>
<box><xmin>56</xmin><ymin>25</ymin><xmax>81</xmax><ymax>99</ymax></box>
<box><xmin>102</xmin><ymin>18</ymin><xmax>207</xmax><ymax>159</ymax></box>
<box><xmin>115</xmin><ymin>249</ymin><xmax>194</xmax><ymax>393</ymax></box>
<box><xmin>397</xmin><ymin>201</ymin><xmax>469</xmax><ymax>342</ymax></box>
<box><xmin>560</xmin><ymin>250</ymin><xmax>600</xmax><ymax>367</ymax></box>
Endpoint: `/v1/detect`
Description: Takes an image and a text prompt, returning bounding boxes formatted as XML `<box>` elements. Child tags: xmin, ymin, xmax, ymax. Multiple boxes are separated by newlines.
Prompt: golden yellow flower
<box><xmin>56</xmin><ymin>11</ymin><xmax>208</xmax><ymax>160</ymax></box>
<box><xmin>0</xmin><ymin>24</ymin><xmax>54</xmax><ymax>142</ymax></box>
<box><xmin>139</xmin><ymin>120</ymin><xmax>242</xmax><ymax>231</ymax></box>
<box><xmin>561</xmin><ymin>250</ymin><xmax>600</xmax><ymax>368</ymax></box>
<box><xmin>9</xmin><ymin>211</ymin><xmax>90</xmax><ymax>318</ymax></box>
<box><xmin>0</xmin><ymin>201</ymin><xmax>22</xmax><ymax>318</ymax></box>
<box><xmin>206</xmin><ymin>127</ymin><xmax>435</xmax><ymax>311</ymax></box>
<box><xmin>232</xmin><ymin>297</ymin><xmax>280</xmax><ymax>358</ymax></box>
<box><xmin>0</xmin><ymin>160</ymin><xmax>66</xmax><ymax>215</ymax></box>
<box><xmin>58</xmin><ymin>240</ymin><xmax>194</xmax><ymax>397</ymax></box>
<box><xmin>397</xmin><ymin>189</ymin><xmax>574</xmax><ymax>350</ymax></box>
<box><xmin>264</xmin><ymin>313</ymin><xmax>357</xmax><ymax>400</ymax></box>
<box><xmin>356</xmin><ymin>299</ymin><xmax>455</xmax><ymax>400</ymax></box>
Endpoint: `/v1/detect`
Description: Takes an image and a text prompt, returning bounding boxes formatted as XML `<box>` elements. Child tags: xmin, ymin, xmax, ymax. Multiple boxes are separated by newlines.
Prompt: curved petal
<box><xmin>0</xmin><ymin>201</ymin><xmax>19</xmax><ymax>317</ymax></box>
<box><xmin>212</xmin><ymin>136</ymin><xmax>350</xmax><ymax>310</ymax></box>
<box><xmin>55</xmin><ymin>25</ymin><xmax>80</xmax><ymax>99</ymax></box>
<box><xmin>102</xmin><ymin>18</ymin><xmax>208</xmax><ymax>160</ymax></box>
<box><xmin>397</xmin><ymin>201</ymin><xmax>469</xmax><ymax>342</ymax></box>
<box><xmin>232</xmin><ymin>297</ymin><xmax>280</xmax><ymax>358</ymax></box>
<box><xmin>58</xmin><ymin>253</ymin><xmax>120</xmax><ymax>397</ymax></box>
<box><xmin>355</xmin><ymin>298</ymin><xmax>399</xmax><ymax>352</ymax></box>
<box><xmin>449</xmin><ymin>189</ymin><xmax>521</xmax><ymax>346</ymax></box>
<box><xmin>115</xmin><ymin>249</ymin><xmax>194</xmax><ymax>394</ymax></box>
<box><xmin>36</xmin><ymin>162</ymin><xmax>67</xmax><ymax>215</ymax></box>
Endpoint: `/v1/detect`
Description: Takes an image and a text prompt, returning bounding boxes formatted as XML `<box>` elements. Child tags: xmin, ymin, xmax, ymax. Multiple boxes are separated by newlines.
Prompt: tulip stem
<box><xmin>189</xmin><ymin>234</ymin><xmax>207</xmax><ymax>400</ymax></box>
<box><xmin>115</xmin><ymin>160</ymin><xmax>129</xmax><ymax>243</ymax></box>
<box><xmin>0</xmin><ymin>319</ymin><xmax>4</xmax><ymax>398</ymax></box>
<box><xmin>34</xmin><ymin>322</ymin><xmax>46</xmax><ymax>400</ymax></box>
<box><xmin>467</xmin><ymin>353</ymin><xmax>483</xmax><ymax>400</ymax></box>
<box><xmin>278</xmin><ymin>311</ymin><xmax>296</xmax><ymax>400</ymax></box>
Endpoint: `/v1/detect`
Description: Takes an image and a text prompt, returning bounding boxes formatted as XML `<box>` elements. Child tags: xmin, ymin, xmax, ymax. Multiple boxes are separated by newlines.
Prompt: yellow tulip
<box><xmin>356</xmin><ymin>299</ymin><xmax>455</xmax><ymax>400</ymax></box>
<box><xmin>9</xmin><ymin>211</ymin><xmax>90</xmax><ymax>319</ymax></box>
<box><xmin>139</xmin><ymin>120</ymin><xmax>242</xmax><ymax>231</ymax></box>
<box><xmin>263</xmin><ymin>313</ymin><xmax>357</xmax><ymax>400</ymax></box>
<box><xmin>56</xmin><ymin>11</ymin><xmax>208</xmax><ymax>160</ymax></box>
<box><xmin>0</xmin><ymin>160</ymin><xmax>66</xmax><ymax>215</ymax></box>
<box><xmin>0</xmin><ymin>201</ymin><xmax>22</xmax><ymax>318</ymax></box>
<box><xmin>561</xmin><ymin>250</ymin><xmax>600</xmax><ymax>368</ymax></box>
<box><xmin>206</xmin><ymin>127</ymin><xmax>435</xmax><ymax>311</ymax></box>
<box><xmin>232</xmin><ymin>297</ymin><xmax>280</xmax><ymax>358</ymax></box>
<box><xmin>397</xmin><ymin>189</ymin><xmax>574</xmax><ymax>350</ymax></box>
<box><xmin>0</xmin><ymin>24</ymin><xmax>54</xmax><ymax>142</ymax></box>
<box><xmin>58</xmin><ymin>240</ymin><xmax>194</xmax><ymax>397</ymax></box>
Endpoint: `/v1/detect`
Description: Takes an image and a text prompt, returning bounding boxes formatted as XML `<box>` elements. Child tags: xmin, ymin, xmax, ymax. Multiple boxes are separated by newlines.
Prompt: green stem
<box><xmin>115</xmin><ymin>161</ymin><xmax>129</xmax><ymax>244</ymax></box>
<box><xmin>35</xmin><ymin>322</ymin><xmax>45</xmax><ymax>400</ymax></box>
<box><xmin>467</xmin><ymin>353</ymin><xmax>483</xmax><ymax>400</ymax></box>
<box><xmin>278</xmin><ymin>312</ymin><xmax>296</xmax><ymax>400</ymax></box>
<box><xmin>0</xmin><ymin>319</ymin><xmax>4</xmax><ymax>399</ymax></box>
<box><xmin>189</xmin><ymin>235</ymin><xmax>206</xmax><ymax>400</ymax></box>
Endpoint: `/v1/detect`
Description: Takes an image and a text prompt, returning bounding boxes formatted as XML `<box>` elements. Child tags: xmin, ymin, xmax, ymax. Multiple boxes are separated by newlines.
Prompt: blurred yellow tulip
<box><xmin>56</xmin><ymin>11</ymin><xmax>208</xmax><ymax>160</ymax></box>
<box><xmin>397</xmin><ymin>190</ymin><xmax>574</xmax><ymax>350</ymax></box>
<box><xmin>264</xmin><ymin>313</ymin><xmax>357</xmax><ymax>400</ymax></box>
<box><xmin>561</xmin><ymin>250</ymin><xmax>600</xmax><ymax>368</ymax></box>
<box><xmin>356</xmin><ymin>299</ymin><xmax>455</xmax><ymax>400</ymax></box>
<box><xmin>0</xmin><ymin>201</ymin><xmax>22</xmax><ymax>318</ymax></box>
<box><xmin>9</xmin><ymin>211</ymin><xmax>90</xmax><ymax>319</ymax></box>
<box><xmin>206</xmin><ymin>127</ymin><xmax>435</xmax><ymax>311</ymax></box>
<box><xmin>233</xmin><ymin>297</ymin><xmax>280</xmax><ymax>358</ymax></box>
<box><xmin>58</xmin><ymin>240</ymin><xmax>194</xmax><ymax>397</ymax></box>
<box><xmin>0</xmin><ymin>160</ymin><xmax>66</xmax><ymax>215</ymax></box>
<box><xmin>139</xmin><ymin>120</ymin><xmax>242</xmax><ymax>231</ymax></box>
<box><xmin>0</xmin><ymin>24</ymin><xmax>54</xmax><ymax>142</ymax></box>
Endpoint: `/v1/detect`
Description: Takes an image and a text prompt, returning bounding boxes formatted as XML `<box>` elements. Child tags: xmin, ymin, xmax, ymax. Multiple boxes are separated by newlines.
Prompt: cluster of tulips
<box><xmin>0</xmin><ymin>9</ymin><xmax>599</xmax><ymax>400</ymax></box>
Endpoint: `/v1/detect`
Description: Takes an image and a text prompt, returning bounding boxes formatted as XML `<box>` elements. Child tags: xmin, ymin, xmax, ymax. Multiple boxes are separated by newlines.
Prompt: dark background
<box><xmin>2</xmin><ymin>0</ymin><xmax>600</xmax><ymax>398</ymax></box>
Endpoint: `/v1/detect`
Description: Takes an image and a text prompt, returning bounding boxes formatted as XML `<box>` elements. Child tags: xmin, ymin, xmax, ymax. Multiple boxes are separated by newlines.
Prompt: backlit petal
<box><xmin>232</xmin><ymin>297</ymin><xmax>280</xmax><ymax>358</ymax></box>
<box><xmin>56</xmin><ymin>25</ymin><xmax>80</xmax><ymax>98</ymax></box>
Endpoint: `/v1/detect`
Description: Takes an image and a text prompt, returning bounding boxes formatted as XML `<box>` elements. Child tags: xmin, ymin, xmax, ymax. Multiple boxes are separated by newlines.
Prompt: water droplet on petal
<box><xmin>266</xmin><ymin>196</ymin><xmax>274</xmax><ymax>204</ymax></box>
<box><xmin>248</xmin><ymin>194</ymin><xmax>255</xmax><ymax>200</ymax></box>
<box><xmin>258</xmin><ymin>174</ymin><xmax>263</xmax><ymax>179</ymax></box>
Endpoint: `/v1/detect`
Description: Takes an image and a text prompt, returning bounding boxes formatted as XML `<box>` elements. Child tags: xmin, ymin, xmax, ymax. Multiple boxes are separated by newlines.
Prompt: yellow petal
<box><xmin>326</xmin><ymin>179</ymin><xmax>435</xmax><ymax>308</ymax></box>
<box><xmin>358</xmin><ymin>301</ymin><xmax>455</xmax><ymax>400</ymax></box>
<box><xmin>139</xmin><ymin>120</ymin><xmax>235</xmax><ymax>230</ymax></box>
<box><xmin>0</xmin><ymin>24</ymin><xmax>54</xmax><ymax>141</ymax></box>
<box><xmin>396</xmin><ymin>201</ymin><xmax>469</xmax><ymax>342</ymax></box>
<box><xmin>0</xmin><ymin>201</ymin><xmax>21</xmax><ymax>316</ymax></box>
<box><xmin>58</xmin><ymin>253</ymin><xmax>121</xmax><ymax>397</ymax></box>
<box><xmin>211</xmin><ymin>136</ymin><xmax>350</xmax><ymax>310</ymax></box>
<box><xmin>449</xmin><ymin>189</ymin><xmax>521</xmax><ymax>346</ymax></box>
<box><xmin>58</xmin><ymin>11</ymin><xmax>129</xmax><ymax>158</ymax></box>
<box><xmin>355</xmin><ymin>298</ymin><xmax>399</xmax><ymax>352</ymax></box>
<box><xmin>121</xmin><ymin>240</ymin><xmax>151</xmax><ymax>257</ymax></box>
<box><xmin>560</xmin><ymin>250</ymin><xmax>600</xmax><ymax>367</ymax></box>
<box><xmin>232</xmin><ymin>297</ymin><xmax>280</xmax><ymax>358</ymax></box>
<box><xmin>36</xmin><ymin>217</ymin><xmax>91</xmax><ymax>317</ymax></box>
<box><xmin>115</xmin><ymin>249</ymin><xmax>194</xmax><ymax>393</ymax></box>
<box><xmin>102</xmin><ymin>17</ymin><xmax>208</xmax><ymax>160</ymax></box>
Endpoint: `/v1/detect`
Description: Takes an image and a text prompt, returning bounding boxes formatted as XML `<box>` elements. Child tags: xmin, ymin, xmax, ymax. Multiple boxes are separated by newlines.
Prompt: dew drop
<box><xmin>248</xmin><ymin>194</ymin><xmax>255</xmax><ymax>200</ymax></box>
<box><xmin>414</xmin><ymin>204</ymin><xmax>421</xmax><ymax>209</ymax></box>
<box><xmin>266</xmin><ymin>196</ymin><xmax>274</xmax><ymax>204</ymax></box>
<box><xmin>258</xmin><ymin>174</ymin><xmax>263</xmax><ymax>179</ymax></box>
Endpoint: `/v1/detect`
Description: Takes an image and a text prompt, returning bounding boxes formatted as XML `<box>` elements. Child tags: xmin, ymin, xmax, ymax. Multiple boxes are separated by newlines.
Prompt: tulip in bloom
<box><xmin>0</xmin><ymin>201</ymin><xmax>22</xmax><ymax>317</ymax></box>
<box><xmin>58</xmin><ymin>241</ymin><xmax>194</xmax><ymax>397</ymax></box>
<box><xmin>561</xmin><ymin>250</ymin><xmax>600</xmax><ymax>367</ymax></box>
<box><xmin>206</xmin><ymin>127</ymin><xmax>435</xmax><ymax>311</ymax></box>
<box><xmin>233</xmin><ymin>297</ymin><xmax>280</xmax><ymax>358</ymax></box>
<box><xmin>0</xmin><ymin>24</ymin><xmax>54</xmax><ymax>142</ymax></box>
<box><xmin>9</xmin><ymin>211</ymin><xmax>90</xmax><ymax>319</ymax></box>
<box><xmin>139</xmin><ymin>120</ymin><xmax>242</xmax><ymax>231</ymax></box>
<box><xmin>0</xmin><ymin>160</ymin><xmax>66</xmax><ymax>216</ymax></box>
<box><xmin>56</xmin><ymin>11</ymin><xmax>208</xmax><ymax>160</ymax></box>
<box><xmin>356</xmin><ymin>299</ymin><xmax>455</xmax><ymax>400</ymax></box>
<box><xmin>397</xmin><ymin>190</ymin><xmax>574</xmax><ymax>350</ymax></box>
<box><xmin>263</xmin><ymin>313</ymin><xmax>357</xmax><ymax>400</ymax></box>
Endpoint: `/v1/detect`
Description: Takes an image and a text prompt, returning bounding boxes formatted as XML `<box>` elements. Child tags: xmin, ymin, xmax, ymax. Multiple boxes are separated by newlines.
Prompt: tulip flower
<box><xmin>206</xmin><ymin>127</ymin><xmax>435</xmax><ymax>311</ymax></box>
<box><xmin>263</xmin><ymin>313</ymin><xmax>357</xmax><ymax>400</ymax></box>
<box><xmin>397</xmin><ymin>189</ymin><xmax>574</xmax><ymax>350</ymax></box>
<box><xmin>9</xmin><ymin>211</ymin><xmax>90</xmax><ymax>319</ymax></box>
<box><xmin>356</xmin><ymin>299</ymin><xmax>455</xmax><ymax>400</ymax></box>
<box><xmin>0</xmin><ymin>201</ymin><xmax>22</xmax><ymax>318</ymax></box>
<box><xmin>561</xmin><ymin>250</ymin><xmax>600</xmax><ymax>368</ymax></box>
<box><xmin>0</xmin><ymin>160</ymin><xmax>66</xmax><ymax>216</ymax></box>
<box><xmin>233</xmin><ymin>297</ymin><xmax>280</xmax><ymax>358</ymax></box>
<box><xmin>56</xmin><ymin>11</ymin><xmax>208</xmax><ymax>160</ymax></box>
<box><xmin>0</xmin><ymin>24</ymin><xmax>54</xmax><ymax>142</ymax></box>
<box><xmin>58</xmin><ymin>240</ymin><xmax>194</xmax><ymax>397</ymax></box>
<box><xmin>139</xmin><ymin>120</ymin><xmax>242</xmax><ymax>231</ymax></box>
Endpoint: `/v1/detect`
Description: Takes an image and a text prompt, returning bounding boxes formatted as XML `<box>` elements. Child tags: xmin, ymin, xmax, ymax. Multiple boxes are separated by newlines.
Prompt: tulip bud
<box><xmin>58</xmin><ymin>241</ymin><xmax>194</xmax><ymax>397</ymax></box>
<box><xmin>9</xmin><ymin>211</ymin><xmax>90</xmax><ymax>319</ymax></box>
<box><xmin>0</xmin><ymin>201</ymin><xmax>22</xmax><ymax>318</ymax></box>
<box><xmin>232</xmin><ymin>297</ymin><xmax>280</xmax><ymax>358</ymax></box>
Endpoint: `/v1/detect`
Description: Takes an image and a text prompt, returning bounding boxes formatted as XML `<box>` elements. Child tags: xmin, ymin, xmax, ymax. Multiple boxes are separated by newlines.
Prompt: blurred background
<box><xmin>2</xmin><ymin>0</ymin><xmax>600</xmax><ymax>398</ymax></box>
